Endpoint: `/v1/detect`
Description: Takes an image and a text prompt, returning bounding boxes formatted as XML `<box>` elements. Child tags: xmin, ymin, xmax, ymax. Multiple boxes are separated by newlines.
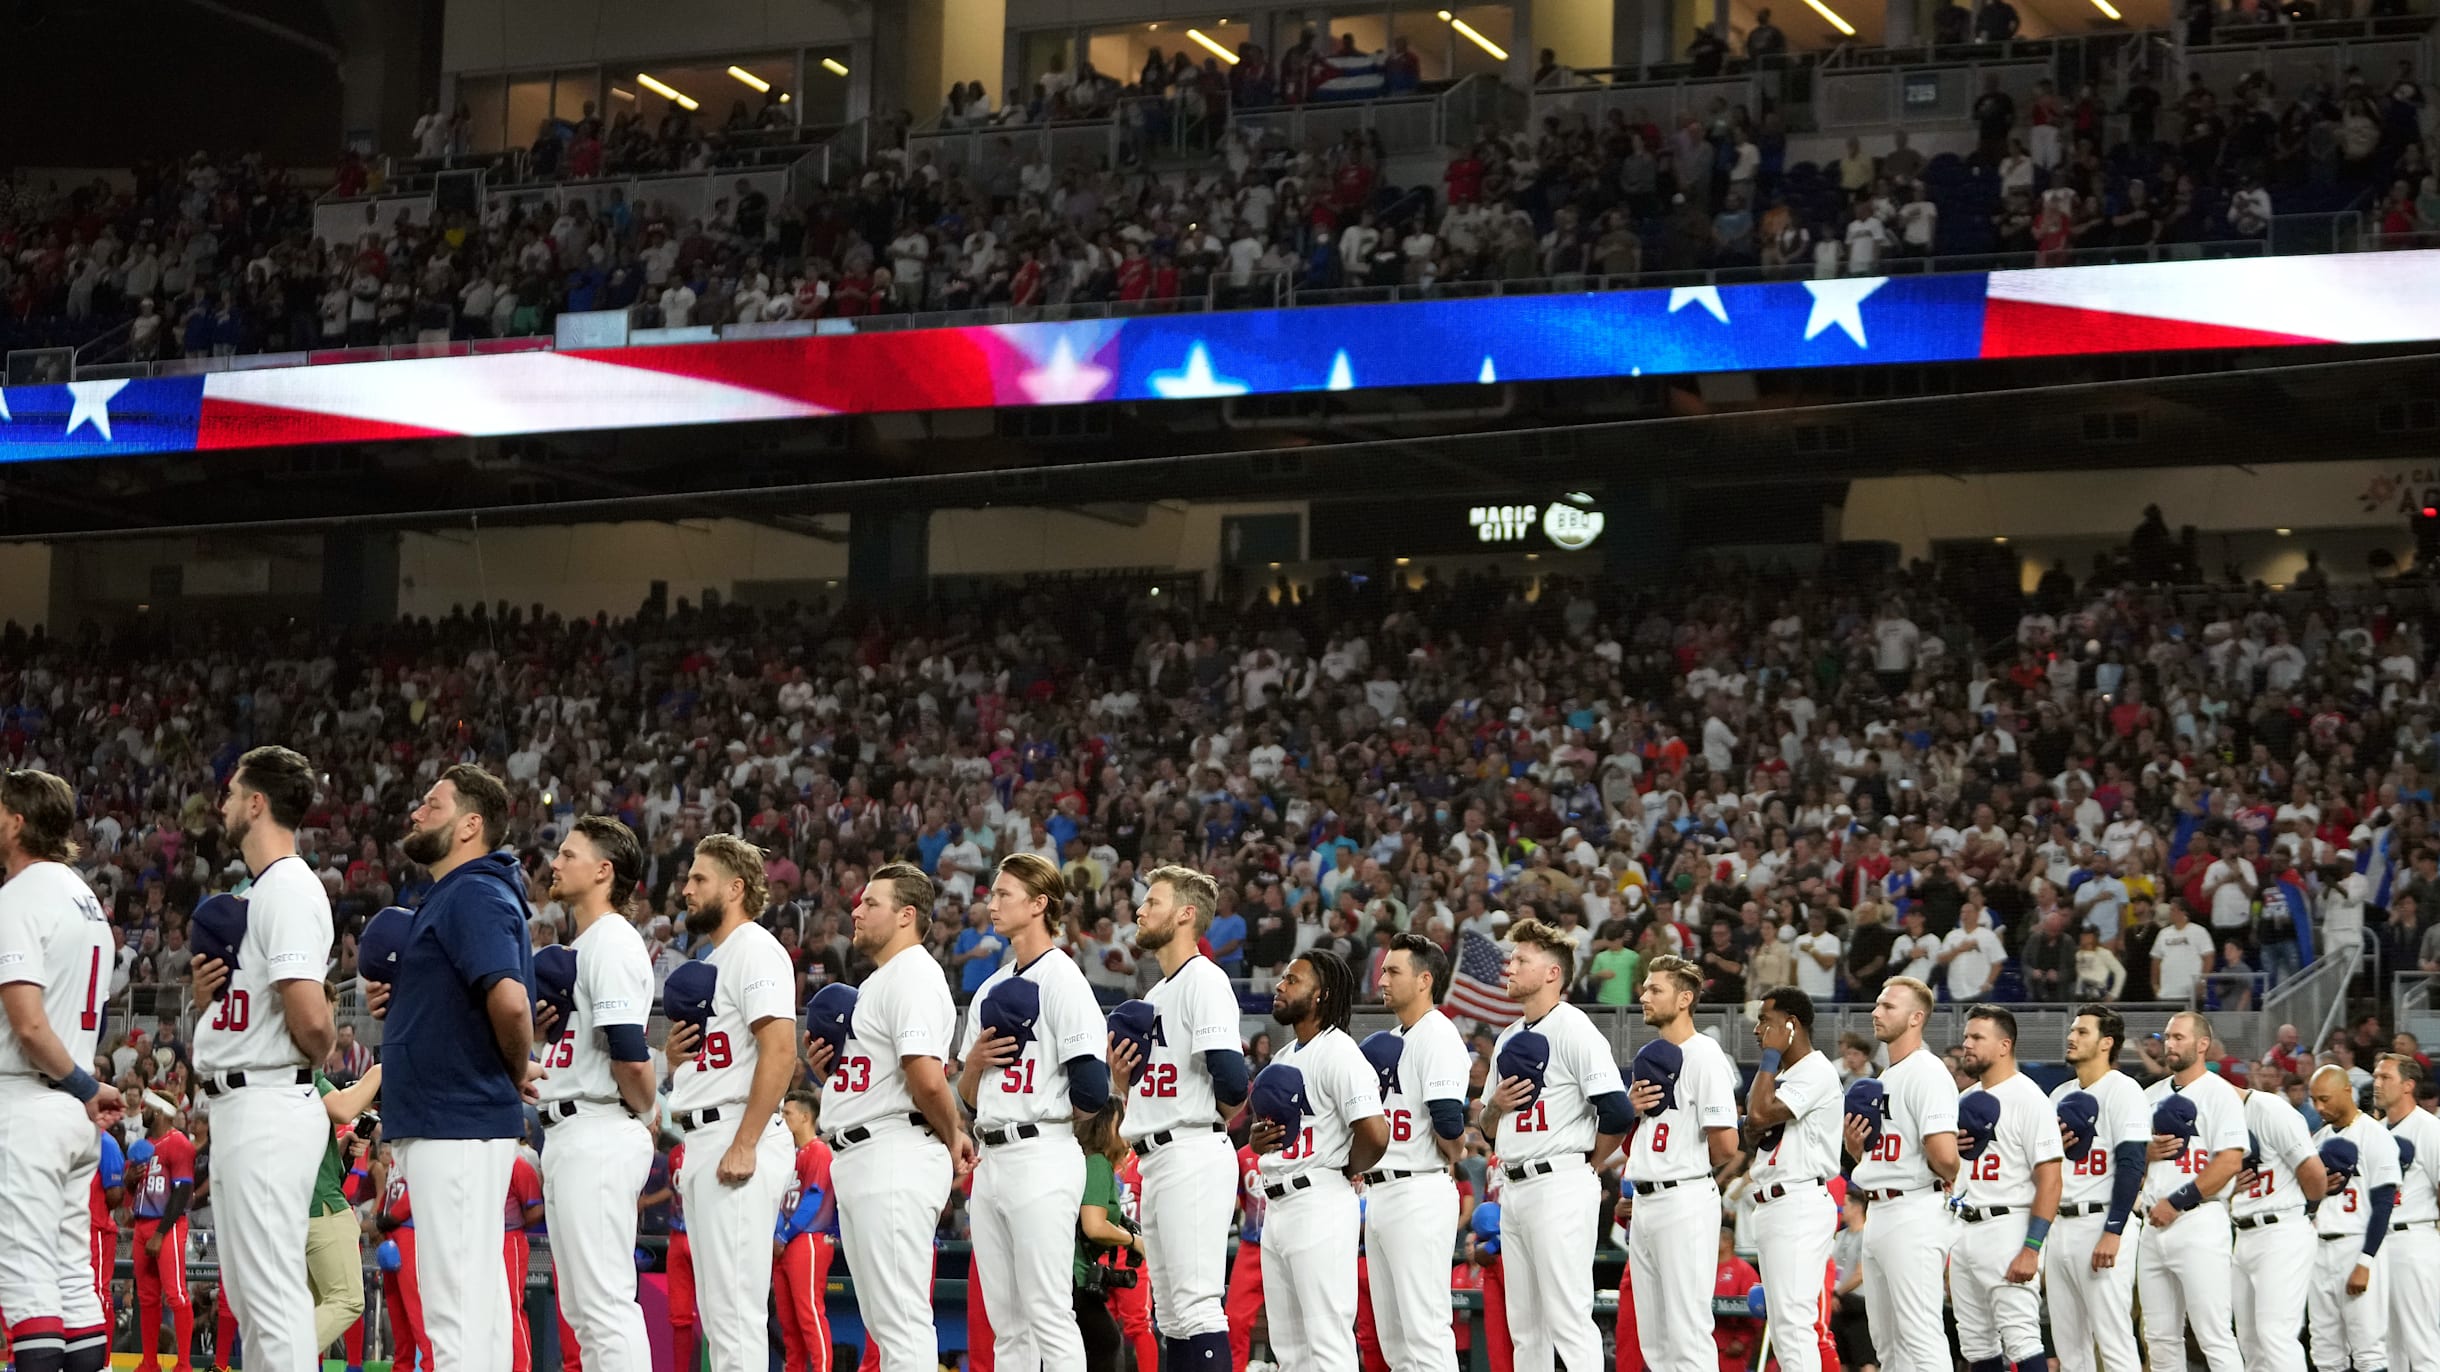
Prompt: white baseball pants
<box><xmin>1860</xmin><ymin>1189</ymin><xmax>1956</xmax><ymax>1372</ymax></box>
<box><xmin>971</xmin><ymin>1132</ymin><xmax>1087</xmax><ymax>1372</ymax></box>
<box><xmin>1137</xmin><ymin>1131</ymin><xmax>1235</xmax><ymax>1340</ymax></box>
<box><xmin>679</xmin><ymin>1113</ymin><xmax>792</xmax><ymax>1372</ymax></box>
<box><xmin>2136</xmin><ymin>1205</ymin><xmax>2242</xmax><ymax>1372</ymax></box>
<box><xmin>831</xmin><ymin>1126</ymin><xmax>950</xmax><ymax>1372</ymax></box>
<box><xmin>1362</xmin><ymin>1171</ymin><xmax>1459</xmax><ymax>1372</ymax></box>
<box><xmin>1260</xmin><ymin>1174</ymin><xmax>1359</xmax><ymax>1372</ymax></box>
<box><xmin>2230</xmin><ymin>1214</ymin><xmax>2311</xmax><ymax>1372</ymax></box>
<box><xmin>541</xmin><ymin>1110</ymin><xmax>654</xmax><ymax>1372</ymax></box>
<box><xmin>2308</xmin><ymin>1237</ymin><xmax>2387</xmax><ymax>1372</ymax></box>
<box><xmin>212</xmin><ymin>1081</ymin><xmax>328</xmax><ymax>1372</ymax></box>
<box><xmin>1750</xmin><ymin>1183</ymin><xmax>1837</xmax><ymax>1372</ymax></box>
<box><xmin>1948</xmin><ymin>1211</ymin><xmax>2044</xmax><ymax>1364</ymax></box>
<box><xmin>2385</xmin><ymin>1224</ymin><xmax>2440</xmax><ymax>1371</ymax></box>
<box><xmin>396</xmin><ymin>1136</ymin><xmax>516</xmax><ymax>1372</ymax></box>
<box><xmin>2045</xmin><ymin>1212</ymin><xmax>2143</xmax><ymax>1372</ymax></box>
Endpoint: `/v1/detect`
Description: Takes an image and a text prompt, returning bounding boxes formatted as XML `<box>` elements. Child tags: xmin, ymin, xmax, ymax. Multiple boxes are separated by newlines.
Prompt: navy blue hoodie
<box><xmin>385</xmin><ymin>851</ymin><xmax>536</xmax><ymax>1141</ymax></box>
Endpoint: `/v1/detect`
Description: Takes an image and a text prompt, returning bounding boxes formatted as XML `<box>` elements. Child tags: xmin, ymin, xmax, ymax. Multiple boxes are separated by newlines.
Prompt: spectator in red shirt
<box><xmin>1445</xmin><ymin>149</ymin><xmax>1486</xmax><ymax>206</ymax></box>
<box><xmin>132</xmin><ymin>1096</ymin><xmax>198</xmax><ymax>1372</ymax></box>
<box><xmin>504</xmin><ymin>1151</ymin><xmax>545</xmax><ymax>1372</ymax></box>
<box><xmin>1710</xmin><ymin>1222</ymin><xmax>1763</xmax><ymax>1372</ymax></box>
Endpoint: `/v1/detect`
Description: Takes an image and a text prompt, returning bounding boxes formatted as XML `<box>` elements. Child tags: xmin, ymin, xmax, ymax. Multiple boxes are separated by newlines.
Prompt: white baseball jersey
<box><xmin>2388</xmin><ymin>1107</ymin><xmax>2440</xmax><ymax>1224</ymax></box>
<box><xmin>537</xmin><ymin>912</ymin><xmax>654</xmax><ymax>1105</ymax></box>
<box><xmin>2053</xmin><ymin>1069</ymin><xmax>2150</xmax><ymax>1208</ymax></box>
<box><xmin>193</xmin><ymin>856</ymin><xmax>335</xmax><ymax>1073</ymax></box>
<box><xmin>819</xmin><ymin>943</ymin><xmax>954</xmax><ymax>1132</ymax></box>
<box><xmin>1377</xmin><ymin>1008</ymin><xmax>1469</xmax><ymax>1173</ymax></box>
<box><xmin>2313</xmin><ymin>1112</ymin><xmax>2401</xmax><ymax>1242</ymax></box>
<box><xmin>1125</xmin><ymin>953</ymin><xmax>1241</xmax><ymax>1138</ymax></box>
<box><xmin>1747</xmin><ymin>1049</ymin><xmax>1842</xmax><ymax>1190</ymax></box>
<box><xmin>667</xmin><ymin>921</ymin><xmax>796</xmax><ymax>1115</ymax></box>
<box><xmin>1255</xmin><ymin>1027</ymin><xmax>1383</xmax><ymax>1183</ymax></box>
<box><xmin>2233</xmin><ymin>1087</ymin><xmax>2318</xmax><ymax>1220</ymax></box>
<box><xmin>1850</xmin><ymin>1047</ymin><xmax>1958</xmax><ymax>1191</ymax></box>
<box><xmin>1954</xmin><ymin>1071</ymin><xmax>2062</xmax><ymax>1209</ymax></box>
<box><xmin>0</xmin><ymin>860</ymin><xmax>112</xmax><ymax>1078</ymax></box>
<box><xmin>955</xmin><ymin>948</ymin><xmax>1102</xmax><ymax>1129</ymax></box>
<box><xmin>2141</xmin><ymin>1071</ymin><xmax>2247</xmax><ymax>1206</ymax></box>
<box><xmin>1623</xmin><ymin>1029</ymin><xmax>1735</xmax><ymax>1184</ymax></box>
<box><xmin>1493</xmin><ymin>1002</ymin><xmax>1628</xmax><ymax>1166</ymax></box>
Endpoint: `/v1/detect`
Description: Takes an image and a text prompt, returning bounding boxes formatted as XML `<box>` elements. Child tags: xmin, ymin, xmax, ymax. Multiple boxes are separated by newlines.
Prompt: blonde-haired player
<box><xmin>664</xmin><ymin>834</ymin><xmax>798</xmax><ymax>1372</ymax></box>
<box><xmin>1843</xmin><ymin>977</ymin><xmax>1959</xmax><ymax>1372</ymax></box>
<box><xmin>1108</xmin><ymin>865</ymin><xmax>1249</xmax><ymax>1372</ymax></box>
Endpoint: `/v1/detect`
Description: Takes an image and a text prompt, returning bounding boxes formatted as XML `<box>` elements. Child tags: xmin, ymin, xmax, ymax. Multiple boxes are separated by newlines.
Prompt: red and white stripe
<box><xmin>1982</xmin><ymin>253</ymin><xmax>2440</xmax><ymax>357</ymax></box>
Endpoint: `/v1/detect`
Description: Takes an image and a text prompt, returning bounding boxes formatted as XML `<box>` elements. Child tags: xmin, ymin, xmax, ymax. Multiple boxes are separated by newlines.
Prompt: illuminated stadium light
<box><xmin>821</xmin><ymin>58</ymin><xmax>850</xmax><ymax>77</ymax></box>
<box><xmin>1187</xmin><ymin>29</ymin><xmax>1239</xmax><ymax>63</ymax></box>
<box><xmin>636</xmin><ymin>73</ymin><xmax>699</xmax><ymax>110</ymax></box>
<box><xmin>727</xmin><ymin>66</ymin><xmax>770</xmax><ymax>92</ymax></box>
<box><xmin>1448</xmin><ymin>15</ymin><xmax>1510</xmax><ymax>59</ymax></box>
<box><xmin>1804</xmin><ymin>0</ymin><xmax>1859</xmax><ymax>36</ymax></box>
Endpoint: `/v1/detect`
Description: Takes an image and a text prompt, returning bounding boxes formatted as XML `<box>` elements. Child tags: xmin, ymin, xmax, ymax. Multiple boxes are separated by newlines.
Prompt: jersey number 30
<box><xmin>208</xmin><ymin>989</ymin><xmax>252</xmax><ymax>1033</ymax></box>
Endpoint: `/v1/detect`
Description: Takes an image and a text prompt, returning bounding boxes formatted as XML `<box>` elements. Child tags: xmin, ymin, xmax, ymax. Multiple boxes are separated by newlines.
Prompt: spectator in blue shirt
<box><xmin>372</xmin><ymin>763</ymin><xmax>535</xmax><ymax>1371</ymax></box>
<box><xmin>952</xmin><ymin>901</ymin><xmax>1005</xmax><ymax>998</ymax></box>
<box><xmin>1206</xmin><ymin>905</ymin><xmax>1248</xmax><ymax>975</ymax></box>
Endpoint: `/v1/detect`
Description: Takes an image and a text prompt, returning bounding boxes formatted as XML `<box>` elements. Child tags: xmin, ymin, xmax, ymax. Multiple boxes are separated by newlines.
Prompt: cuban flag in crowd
<box><xmin>1312</xmin><ymin>49</ymin><xmax>1387</xmax><ymax>100</ymax></box>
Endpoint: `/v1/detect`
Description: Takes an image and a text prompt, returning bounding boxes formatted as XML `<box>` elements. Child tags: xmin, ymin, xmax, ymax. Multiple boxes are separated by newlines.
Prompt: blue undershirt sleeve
<box><xmin>602</xmin><ymin>1023</ymin><xmax>650</xmax><ymax>1062</ymax></box>
<box><xmin>2363</xmin><ymin>1183</ymin><xmax>2397</xmax><ymax>1256</ymax></box>
<box><xmin>2105</xmin><ymin>1141</ymin><xmax>2148</xmax><ymax>1233</ymax></box>
<box><xmin>1592</xmin><ymin>1090</ymin><xmax>1635</xmax><ymax>1136</ymax></box>
<box><xmin>1206</xmin><ymin>1049</ymin><xmax>1250</xmax><ymax>1107</ymax></box>
<box><xmin>1429</xmin><ymin>1099</ymin><xmax>1467</xmax><ymax>1140</ymax></box>
<box><xmin>1067</xmin><ymin>1056</ymin><xmax>1111</xmax><ymax>1112</ymax></box>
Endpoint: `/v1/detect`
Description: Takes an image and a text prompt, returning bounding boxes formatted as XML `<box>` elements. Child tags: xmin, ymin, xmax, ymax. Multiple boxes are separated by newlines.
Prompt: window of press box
<box><xmin>1303</xmin><ymin>4</ymin><xmax>1514</xmax><ymax>82</ymax></box>
<box><xmin>459</xmin><ymin>51</ymin><xmax>850</xmax><ymax>155</ymax></box>
<box><xmin>1084</xmin><ymin>19</ymin><xmax>1254</xmax><ymax>92</ymax></box>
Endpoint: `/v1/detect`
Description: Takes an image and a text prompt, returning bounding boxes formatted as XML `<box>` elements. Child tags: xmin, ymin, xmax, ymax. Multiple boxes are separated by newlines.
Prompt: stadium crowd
<box><xmin>15</xmin><ymin>523</ymin><xmax>2440</xmax><ymax>1365</ymax></box>
<box><xmin>0</xmin><ymin>38</ymin><xmax>2431</xmax><ymax>361</ymax></box>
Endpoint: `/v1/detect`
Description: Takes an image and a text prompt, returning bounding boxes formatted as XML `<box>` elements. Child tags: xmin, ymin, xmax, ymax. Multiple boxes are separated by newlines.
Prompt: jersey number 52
<box><xmin>1137</xmin><ymin>1062</ymin><xmax>1179</xmax><ymax>1098</ymax></box>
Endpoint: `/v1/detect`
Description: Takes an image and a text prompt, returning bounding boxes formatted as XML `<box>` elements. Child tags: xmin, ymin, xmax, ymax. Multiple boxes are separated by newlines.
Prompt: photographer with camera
<box><xmin>314</xmin><ymin>1042</ymin><xmax>385</xmax><ymax>1358</ymax></box>
<box><xmin>1074</xmin><ymin>1103</ymin><xmax>1146</xmax><ymax>1372</ymax></box>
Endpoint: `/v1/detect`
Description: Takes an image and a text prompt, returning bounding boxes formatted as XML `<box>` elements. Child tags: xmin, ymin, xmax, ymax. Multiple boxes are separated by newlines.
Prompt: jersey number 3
<box><xmin>208</xmin><ymin>989</ymin><xmax>252</xmax><ymax>1033</ymax></box>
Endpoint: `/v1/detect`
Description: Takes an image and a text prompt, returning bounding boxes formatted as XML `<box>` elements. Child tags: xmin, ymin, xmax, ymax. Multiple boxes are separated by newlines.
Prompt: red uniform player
<box><xmin>773</xmin><ymin>1108</ymin><xmax>836</xmax><ymax>1372</ymax></box>
<box><xmin>1710</xmin><ymin>1227</ymin><xmax>1762</xmax><ymax>1372</ymax></box>
<box><xmin>1226</xmin><ymin>1145</ymin><xmax>1266</xmax><ymax>1372</ymax></box>
<box><xmin>666</xmin><ymin>1144</ymin><xmax>696</xmax><ymax>1372</ymax></box>
<box><xmin>379</xmin><ymin>1174</ymin><xmax>430</xmax><ymax>1372</ymax></box>
<box><xmin>93</xmin><ymin>1129</ymin><xmax>125</xmax><ymax>1339</ymax></box>
<box><xmin>506</xmin><ymin>1154</ymin><xmax>544</xmax><ymax>1372</ymax></box>
<box><xmin>132</xmin><ymin>1121</ymin><xmax>198</xmax><ymax>1372</ymax></box>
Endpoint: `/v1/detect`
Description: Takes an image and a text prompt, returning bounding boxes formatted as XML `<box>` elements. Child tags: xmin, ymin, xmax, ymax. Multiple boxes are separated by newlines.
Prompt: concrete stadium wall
<box><xmin>396</xmin><ymin>519</ymin><xmax>851</xmax><ymax>621</ymax></box>
<box><xmin>0</xmin><ymin>544</ymin><xmax>52</xmax><ymax>632</ymax></box>
<box><xmin>442</xmin><ymin>0</ymin><xmax>867</xmax><ymax>73</ymax></box>
<box><xmin>926</xmin><ymin>500</ymin><xmax>1309</xmax><ymax>586</ymax></box>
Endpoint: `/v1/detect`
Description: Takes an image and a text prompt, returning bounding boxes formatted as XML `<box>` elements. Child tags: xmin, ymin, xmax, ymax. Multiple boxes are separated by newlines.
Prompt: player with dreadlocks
<box><xmin>1248</xmin><ymin>948</ymin><xmax>1388</xmax><ymax>1372</ymax></box>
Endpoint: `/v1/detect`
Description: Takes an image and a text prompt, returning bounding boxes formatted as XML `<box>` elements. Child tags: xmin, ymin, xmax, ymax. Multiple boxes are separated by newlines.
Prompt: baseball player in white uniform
<box><xmin>1249</xmin><ymin>948</ymin><xmax>1387</xmax><ymax>1372</ymax></box>
<box><xmin>2136</xmin><ymin>1010</ymin><xmax>2246</xmax><ymax>1372</ymax></box>
<box><xmin>191</xmin><ymin>746</ymin><xmax>339</xmax><ymax>1372</ymax></box>
<box><xmin>0</xmin><ymin>769</ymin><xmax>121</xmax><ymax>1372</ymax></box>
<box><xmin>1842</xmin><ymin>977</ymin><xmax>1960</xmax><ymax>1372</ymax></box>
<box><xmin>954</xmin><ymin>854</ymin><xmax>1110</xmax><ymax>1372</ymax></box>
<box><xmin>2308</xmin><ymin>1064</ymin><xmax>2400</xmax><ymax>1372</ymax></box>
<box><xmin>1361</xmin><ymin>933</ymin><xmax>1469</xmax><ymax>1372</ymax></box>
<box><xmin>2375</xmin><ymin>1051</ymin><xmax>2440</xmax><ymax>1370</ymax></box>
<box><xmin>1948</xmin><ymin>1005</ymin><xmax>2062</xmax><ymax>1372</ymax></box>
<box><xmin>1489</xmin><ymin>920</ymin><xmax>1634</xmax><ymax>1372</ymax></box>
<box><xmin>1740</xmin><ymin>985</ymin><xmax>1842</xmax><ymax>1372</ymax></box>
<box><xmin>2230</xmin><ymin>1070</ymin><xmax>2326</xmax><ymax>1372</ymax></box>
<box><xmin>2046</xmin><ymin>1004</ymin><xmax>2151</xmax><ymax>1372</ymax></box>
<box><xmin>1618</xmin><ymin>951</ymin><xmax>1733</xmax><ymax>1372</ymax></box>
<box><xmin>810</xmin><ymin>861</ymin><xmax>972</xmax><ymax>1372</ymax></box>
<box><xmin>1104</xmin><ymin>865</ymin><xmax>1249</xmax><ymax>1372</ymax></box>
<box><xmin>663</xmin><ymin>834</ymin><xmax>800</xmax><ymax>1372</ymax></box>
<box><xmin>535</xmin><ymin>817</ymin><xmax>660</xmax><ymax>1372</ymax></box>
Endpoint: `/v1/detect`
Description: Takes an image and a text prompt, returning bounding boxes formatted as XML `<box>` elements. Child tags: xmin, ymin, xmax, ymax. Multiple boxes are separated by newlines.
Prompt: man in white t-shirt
<box><xmin>2201</xmin><ymin>840</ymin><xmax>2258</xmax><ymax>935</ymax></box>
<box><xmin>2150</xmin><ymin>903</ymin><xmax>2214</xmax><ymax>1002</ymax></box>
<box><xmin>1891</xmin><ymin>908</ymin><xmax>1939</xmax><ymax>983</ymax></box>
<box><xmin>1937</xmin><ymin>903</ymin><xmax>2005</xmax><ymax>1002</ymax></box>
<box><xmin>1792</xmin><ymin>909</ymin><xmax>1841</xmax><ymax>1001</ymax></box>
<box><xmin>1871</xmin><ymin>605</ymin><xmax>1920</xmax><ymax>687</ymax></box>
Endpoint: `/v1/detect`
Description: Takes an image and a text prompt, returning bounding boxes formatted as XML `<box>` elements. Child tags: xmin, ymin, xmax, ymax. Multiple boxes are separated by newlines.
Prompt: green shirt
<box><xmin>1075</xmin><ymin>1153</ymin><xmax>1120</xmax><ymax>1285</ymax></box>
<box><xmin>311</xmin><ymin>1072</ymin><xmax>352</xmax><ymax>1218</ymax></box>
<box><xmin>1590</xmin><ymin>948</ymin><xmax>1641</xmax><ymax>1005</ymax></box>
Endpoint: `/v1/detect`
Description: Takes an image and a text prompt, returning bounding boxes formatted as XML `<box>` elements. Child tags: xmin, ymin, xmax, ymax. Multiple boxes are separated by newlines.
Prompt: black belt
<box><xmin>202</xmin><ymin>1068</ymin><xmax>313</xmax><ymax>1097</ymax></box>
<box><xmin>2235</xmin><ymin>1212</ymin><xmax>2292</xmax><ymax>1231</ymax></box>
<box><xmin>1362</xmin><ymin>1167</ymin><xmax>1433</xmax><ymax>1186</ymax></box>
<box><xmin>1755</xmin><ymin>1178</ymin><xmax>1829</xmax><ymax>1205</ymax></box>
<box><xmin>828</xmin><ymin>1112</ymin><xmax>932</xmax><ymax>1150</ymax></box>
<box><xmin>674</xmin><ymin>1106</ymin><xmax>728</xmax><ymax>1132</ymax></box>
<box><xmin>2320</xmin><ymin>1231</ymin><xmax>2364</xmax><ymax>1242</ymax></box>
<box><xmin>2395</xmin><ymin>1220</ymin><xmax>2436</xmax><ymax>1232</ymax></box>
<box><xmin>1132</xmin><ymin>1122</ymin><xmax>1223</xmax><ymax>1155</ymax></box>
<box><xmin>2059</xmin><ymin>1202</ymin><xmax>2112</xmax><ymax>1219</ymax></box>
<box><xmin>1863</xmin><ymin>1185</ymin><xmax>1942</xmax><ymax>1201</ymax></box>
<box><xmin>978</xmin><ymin>1123</ymin><xmax>1045</xmax><ymax>1148</ymax></box>
<box><xmin>541</xmin><ymin>1098</ymin><xmax>623</xmax><ymax>1126</ymax></box>
<box><xmin>1956</xmin><ymin>1204</ymin><xmax>2014</xmax><ymax>1223</ymax></box>
<box><xmin>1263</xmin><ymin>1174</ymin><xmax>1317</xmax><ymax>1201</ymax></box>
<box><xmin>1507</xmin><ymin>1160</ymin><xmax>1572</xmax><ymax>1183</ymax></box>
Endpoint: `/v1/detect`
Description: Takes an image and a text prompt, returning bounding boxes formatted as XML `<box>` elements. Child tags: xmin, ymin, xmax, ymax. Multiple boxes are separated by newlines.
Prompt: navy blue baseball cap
<box><xmin>1250</xmin><ymin>1062</ymin><xmax>1309</xmax><ymax>1134</ymax></box>
<box><xmin>2151</xmin><ymin>1094</ymin><xmax>2199</xmax><ymax>1144</ymax></box>
<box><xmin>356</xmin><ymin>906</ymin><xmax>412</xmax><ymax>985</ymax></box>
<box><xmin>2319</xmin><ymin>1136</ymin><xmax>2361</xmax><ymax>1184</ymax></box>
<box><xmin>533</xmin><ymin>946</ymin><xmax>577</xmax><ymax>1041</ymax></box>
<box><xmin>1107</xmin><ymin>1000</ymin><xmax>1157</xmax><ymax>1082</ymax></box>
<box><xmin>2244</xmin><ymin>1130</ymin><xmax>2264</xmax><ymax>1172</ymax></box>
<box><xmin>2399</xmin><ymin>1136</ymin><xmax>2418</xmax><ymax>1173</ymax></box>
<box><xmin>1497</xmin><ymin>1030</ymin><xmax>1551</xmax><ymax>1108</ymax></box>
<box><xmin>1845</xmin><ymin>1079</ymin><xmax>1887</xmax><ymax>1150</ymax></box>
<box><xmin>979</xmin><ymin>976</ymin><xmax>1042</xmax><ymax>1049</ymax></box>
<box><xmin>189</xmin><ymin>894</ymin><xmax>248</xmax><ymax>979</ymax></box>
<box><xmin>1359</xmin><ymin>1030</ymin><xmax>1403</xmax><ymax>1100</ymax></box>
<box><xmin>2055</xmin><ymin>1091</ymin><xmax>2100</xmax><ymax>1162</ymax></box>
<box><xmin>1632</xmin><ymin>1039</ymin><xmax>1683</xmax><ymax>1116</ymax></box>
<box><xmin>662</xmin><ymin>960</ymin><xmax>717</xmax><ymax>1031</ymax></box>
<box><xmin>1957</xmin><ymin>1091</ymin><xmax>2001</xmax><ymax>1160</ymax></box>
<box><xmin>805</xmin><ymin>984</ymin><xmax>858</xmax><ymax>1060</ymax></box>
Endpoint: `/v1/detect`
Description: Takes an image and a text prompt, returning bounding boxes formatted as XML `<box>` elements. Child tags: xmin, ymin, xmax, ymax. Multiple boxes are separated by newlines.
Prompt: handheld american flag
<box><xmin>1444</xmin><ymin>930</ymin><xmax>1522</xmax><ymax>1026</ymax></box>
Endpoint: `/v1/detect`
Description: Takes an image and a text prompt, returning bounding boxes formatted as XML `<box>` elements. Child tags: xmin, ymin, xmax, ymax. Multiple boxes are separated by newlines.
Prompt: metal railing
<box><xmin>2398</xmin><ymin>972</ymin><xmax>2440</xmax><ymax>1047</ymax></box>
<box><xmin>2265</xmin><ymin>938</ymin><xmax>2361</xmax><ymax>1061</ymax></box>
